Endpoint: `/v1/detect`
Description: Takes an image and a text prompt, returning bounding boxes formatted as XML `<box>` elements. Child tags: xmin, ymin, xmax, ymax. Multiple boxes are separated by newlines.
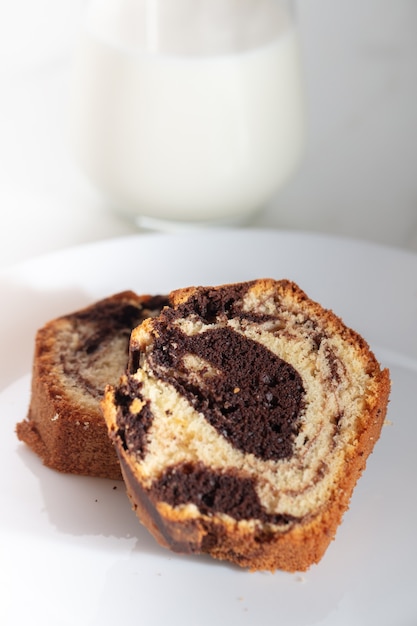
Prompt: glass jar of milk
<box><xmin>69</xmin><ymin>0</ymin><xmax>305</xmax><ymax>228</ymax></box>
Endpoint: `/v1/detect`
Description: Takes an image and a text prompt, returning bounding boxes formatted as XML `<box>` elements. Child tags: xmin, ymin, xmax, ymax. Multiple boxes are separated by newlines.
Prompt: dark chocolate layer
<box><xmin>174</xmin><ymin>281</ymin><xmax>264</xmax><ymax>324</ymax></box>
<box><xmin>166</xmin><ymin>281</ymin><xmax>284</xmax><ymax>326</ymax></box>
<box><xmin>114</xmin><ymin>377</ymin><xmax>154</xmax><ymax>457</ymax></box>
<box><xmin>147</xmin><ymin>325</ymin><xmax>304</xmax><ymax>461</ymax></box>
<box><xmin>150</xmin><ymin>462</ymin><xmax>298</xmax><ymax>525</ymax></box>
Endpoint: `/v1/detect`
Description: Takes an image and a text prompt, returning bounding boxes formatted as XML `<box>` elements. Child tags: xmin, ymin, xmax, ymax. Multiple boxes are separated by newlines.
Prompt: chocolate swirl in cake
<box><xmin>144</xmin><ymin>324</ymin><xmax>304</xmax><ymax>460</ymax></box>
<box><xmin>122</xmin><ymin>282</ymin><xmax>304</xmax><ymax>462</ymax></box>
<box><xmin>150</xmin><ymin>462</ymin><xmax>298</xmax><ymax>526</ymax></box>
<box><xmin>62</xmin><ymin>295</ymin><xmax>168</xmax><ymax>400</ymax></box>
<box><xmin>59</xmin><ymin>304</ymin><xmax>140</xmax><ymax>400</ymax></box>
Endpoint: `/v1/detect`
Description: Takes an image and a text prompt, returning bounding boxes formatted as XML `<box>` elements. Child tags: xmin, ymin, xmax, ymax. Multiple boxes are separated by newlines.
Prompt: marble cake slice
<box><xmin>16</xmin><ymin>291</ymin><xmax>168</xmax><ymax>480</ymax></box>
<box><xmin>102</xmin><ymin>279</ymin><xmax>390</xmax><ymax>570</ymax></box>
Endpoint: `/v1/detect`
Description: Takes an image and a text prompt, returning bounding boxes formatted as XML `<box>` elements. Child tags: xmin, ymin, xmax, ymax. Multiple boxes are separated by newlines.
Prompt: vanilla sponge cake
<box><xmin>102</xmin><ymin>279</ymin><xmax>390</xmax><ymax>571</ymax></box>
<box><xmin>16</xmin><ymin>291</ymin><xmax>167</xmax><ymax>479</ymax></box>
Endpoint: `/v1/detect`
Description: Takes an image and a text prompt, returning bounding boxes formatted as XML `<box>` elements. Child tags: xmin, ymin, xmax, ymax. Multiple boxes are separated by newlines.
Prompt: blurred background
<box><xmin>0</xmin><ymin>0</ymin><xmax>416</xmax><ymax>268</ymax></box>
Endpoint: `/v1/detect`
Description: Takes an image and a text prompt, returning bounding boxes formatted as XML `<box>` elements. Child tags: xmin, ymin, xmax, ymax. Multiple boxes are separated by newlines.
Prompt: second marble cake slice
<box><xmin>17</xmin><ymin>291</ymin><xmax>167</xmax><ymax>479</ymax></box>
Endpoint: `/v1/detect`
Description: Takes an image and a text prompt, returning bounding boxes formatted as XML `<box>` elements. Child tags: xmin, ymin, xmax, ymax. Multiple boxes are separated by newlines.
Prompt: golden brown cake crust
<box><xmin>16</xmin><ymin>291</ymin><xmax>167</xmax><ymax>480</ymax></box>
<box><xmin>103</xmin><ymin>279</ymin><xmax>391</xmax><ymax>571</ymax></box>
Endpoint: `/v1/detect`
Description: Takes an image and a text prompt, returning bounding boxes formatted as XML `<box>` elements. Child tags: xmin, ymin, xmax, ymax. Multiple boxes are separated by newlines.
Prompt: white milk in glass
<box><xmin>70</xmin><ymin>0</ymin><xmax>305</xmax><ymax>223</ymax></box>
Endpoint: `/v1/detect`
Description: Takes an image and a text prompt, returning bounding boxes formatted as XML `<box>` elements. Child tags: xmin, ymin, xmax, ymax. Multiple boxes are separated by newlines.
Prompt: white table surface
<box><xmin>1</xmin><ymin>0</ymin><xmax>416</xmax><ymax>271</ymax></box>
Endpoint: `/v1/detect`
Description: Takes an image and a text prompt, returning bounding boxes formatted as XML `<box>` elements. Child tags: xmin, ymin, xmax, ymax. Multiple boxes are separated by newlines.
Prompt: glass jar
<box><xmin>69</xmin><ymin>0</ymin><xmax>305</xmax><ymax>228</ymax></box>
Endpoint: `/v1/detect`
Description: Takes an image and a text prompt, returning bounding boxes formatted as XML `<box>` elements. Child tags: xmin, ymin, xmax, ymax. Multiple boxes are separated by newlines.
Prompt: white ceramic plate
<box><xmin>1</xmin><ymin>229</ymin><xmax>416</xmax><ymax>626</ymax></box>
